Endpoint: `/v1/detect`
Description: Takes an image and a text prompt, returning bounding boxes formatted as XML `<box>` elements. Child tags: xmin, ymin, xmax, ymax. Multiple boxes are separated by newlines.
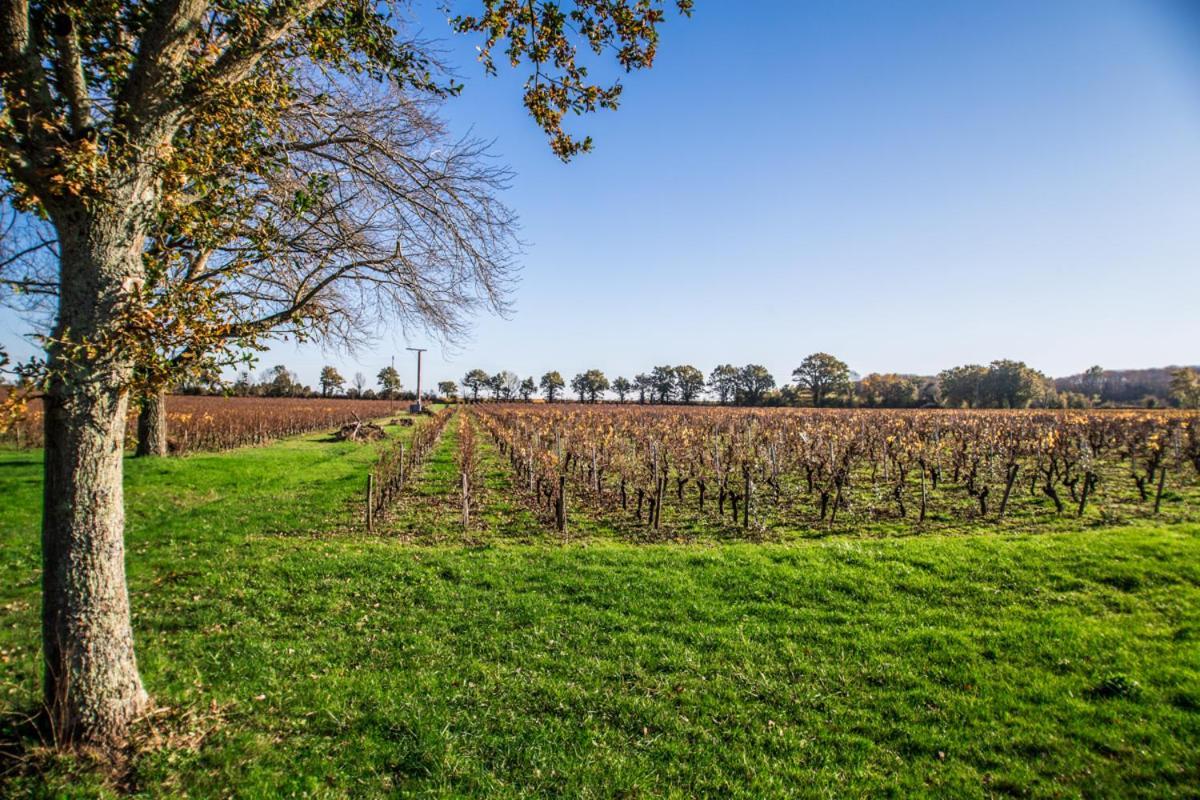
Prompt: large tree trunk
<box><xmin>135</xmin><ymin>389</ymin><xmax>168</xmax><ymax>457</ymax></box>
<box><xmin>42</xmin><ymin>212</ymin><xmax>149</xmax><ymax>749</ymax></box>
<box><xmin>43</xmin><ymin>376</ymin><xmax>149</xmax><ymax>746</ymax></box>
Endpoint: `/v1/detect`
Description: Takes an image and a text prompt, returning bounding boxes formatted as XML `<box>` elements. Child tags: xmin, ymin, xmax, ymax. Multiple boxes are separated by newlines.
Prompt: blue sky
<box><xmin>3</xmin><ymin>0</ymin><xmax>1199</xmax><ymax>392</ymax></box>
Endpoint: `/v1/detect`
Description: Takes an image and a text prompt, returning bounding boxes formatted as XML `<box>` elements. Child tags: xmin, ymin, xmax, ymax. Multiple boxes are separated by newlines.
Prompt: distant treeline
<box><xmin>157</xmin><ymin>358</ymin><xmax>1200</xmax><ymax>410</ymax></box>
<box><xmin>449</xmin><ymin>358</ymin><xmax>1200</xmax><ymax>410</ymax></box>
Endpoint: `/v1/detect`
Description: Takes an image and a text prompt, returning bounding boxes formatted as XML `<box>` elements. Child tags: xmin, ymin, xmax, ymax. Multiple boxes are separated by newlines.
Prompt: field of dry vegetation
<box><xmin>1</xmin><ymin>395</ymin><xmax>411</xmax><ymax>453</ymax></box>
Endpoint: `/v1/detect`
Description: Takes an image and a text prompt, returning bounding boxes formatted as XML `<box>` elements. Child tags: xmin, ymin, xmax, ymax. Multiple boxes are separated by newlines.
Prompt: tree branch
<box><xmin>194</xmin><ymin>0</ymin><xmax>328</xmax><ymax>98</ymax></box>
<box><xmin>0</xmin><ymin>0</ymin><xmax>55</xmax><ymax>121</ymax></box>
<box><xmin>49</xmin><ymin>7</ymin><xmax>91</xmax><ymax>134</ymax></box>
<box><xmin>114</xmin><ymin>0</ymin><xmax>210</xmax><ymax>144</ymax></box>
<box><xmin>0</xmin><ymin>0</ymin><xmax>58</xmax><ymax>191</ymax></box>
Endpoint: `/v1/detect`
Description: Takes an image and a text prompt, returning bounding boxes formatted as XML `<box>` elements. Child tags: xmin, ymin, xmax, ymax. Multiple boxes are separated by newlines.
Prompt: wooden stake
<box><xmin>366</xmin><ymin>474</ymin><xmax>375</xmax><ymax>532</ymax></box>
<box><xmin>743</xmin><ymin>467</ymin><xmax>751</xmax><ymax>529</ymax></box>
<box><xmin>998</xmin><ymin>463</ymin><xmax>1019</xmax><ymax>519</ymax></box>
<box><xmin>919</xmin><ymin>463</ymin><xmax>927</xmax><ymax>524</ymax></box>
<box><xmin>462</xmin><ymin>471</ymin><xmax>470</xmax><ymax>527</ymax></box>
<box><xmin>1154</xmin><ymin>466</ymin><xmax>1167</xmax><ymax>514</ymax></box>
<box><xmin>556</xmin><ymin>475</ymin><xmax>567</xmax><ymax>534</ymax></box>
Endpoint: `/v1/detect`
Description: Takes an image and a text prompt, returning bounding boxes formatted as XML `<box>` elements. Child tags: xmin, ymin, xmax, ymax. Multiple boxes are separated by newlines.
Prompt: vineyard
<box><xmin>2</xmin><ymin>401</ymin><xmax>1199</xmax><ymax>797</ymax></box>
<box><xmin>458</xmin><ymin>405</ymin><xmax>1200</xmax><ymax>537</ymax></box>
<box><xmin>367</xmin><ymin>406</ymin><xmax>456</xmax><ymax>528</ymax></box>
<box><xmin>1</xmin><ymin>395</ymin><xmax>411</xmax><ymax>453</ymax></box>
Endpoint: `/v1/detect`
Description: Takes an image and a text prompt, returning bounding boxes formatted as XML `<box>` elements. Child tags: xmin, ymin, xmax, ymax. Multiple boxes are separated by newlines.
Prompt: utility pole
<box><xmin>406</xmin><ymin>347</ymin><xmax>427</xmax><ymax>413</ymax></box>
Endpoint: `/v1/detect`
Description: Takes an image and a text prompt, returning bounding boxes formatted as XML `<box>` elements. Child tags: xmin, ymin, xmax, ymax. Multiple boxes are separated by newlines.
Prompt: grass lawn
<box><xmin>1</xmin><ymin>421</ymin><xmax>1198</xmax><ymax>798</ymax></box>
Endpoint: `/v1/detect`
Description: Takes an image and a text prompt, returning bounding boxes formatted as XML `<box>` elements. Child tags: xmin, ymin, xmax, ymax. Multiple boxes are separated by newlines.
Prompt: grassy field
<box><xmin>1</xmin><ymin>415</ymin><xmax>1198</xmax><ymax>798</ymax></box>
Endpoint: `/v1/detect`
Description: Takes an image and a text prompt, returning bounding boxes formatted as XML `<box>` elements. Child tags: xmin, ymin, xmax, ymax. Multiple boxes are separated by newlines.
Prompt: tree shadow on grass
<box><xmin>1</xmin><ymin>700</ymin><xmax>231</xmax><ymax>797</ymax></box>
<box><xmin>0</xmin><ymin>706</ymin><xmax>91</xmax><ymax>795</ymax></box>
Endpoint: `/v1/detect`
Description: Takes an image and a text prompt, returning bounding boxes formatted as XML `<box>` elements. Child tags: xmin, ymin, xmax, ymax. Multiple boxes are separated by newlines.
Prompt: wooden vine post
<box><xmin>556</xmin><ymin>475</ymin><xmax>568</xmax><ymax>534</ymax></box>
<box><xmin>462</xmin><ymin>471</ymin><xmax>470</xmax><ymax>528</ymax></box>
<box><xmin>366</xmin><ymin>474</ymin><xmax>375</xmax><ymax>532</ymax></box>
<box><xmin>742</xmin><ymin>464</ymin><xmax>752</xmax><ymax>529</ymax></box>
<box><xmin>1154</xmin><ymin>466</ymin><xmax>1167</xmax><ymax>515</ymax></box>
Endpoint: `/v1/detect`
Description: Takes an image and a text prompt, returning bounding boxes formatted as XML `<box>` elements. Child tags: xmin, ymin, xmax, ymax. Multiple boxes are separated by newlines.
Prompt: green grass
<box><xmin>1</xmin><ymin>423</ymin><xmax>1198</xmax><ymax>798</ymax></box>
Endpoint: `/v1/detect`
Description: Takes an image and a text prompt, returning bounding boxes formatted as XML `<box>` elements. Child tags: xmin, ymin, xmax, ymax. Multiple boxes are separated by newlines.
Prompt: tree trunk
<box><xmin>42</xmin><ymin>366</ymin><xmax>149</xmax><ymax>748</ymax></box>
<box><xmin>135</xmin><ymin>389</ymin><xmax>168</xmax><ymax>457</ymax></box>
<box><xmin>42</xmin><ymin>213</ymin><xmax>150</xmax><ymax>749</ymax></box>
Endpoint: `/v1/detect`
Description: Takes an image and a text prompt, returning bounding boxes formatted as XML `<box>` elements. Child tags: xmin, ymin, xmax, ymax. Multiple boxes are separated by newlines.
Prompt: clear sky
<box><xmin>3</xmin><ymin>0</ymin><xmax>1199</xmax><ymax>393</ymax></box>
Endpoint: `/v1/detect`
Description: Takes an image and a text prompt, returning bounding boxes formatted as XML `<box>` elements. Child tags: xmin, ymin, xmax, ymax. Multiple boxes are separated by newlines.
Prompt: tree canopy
<box><xmin>319</xmin><ymin>366</ymin><xmax>345</xmax><ymax>396</ymax></box>
<box><xmin>571</xmin><ymin>368</ymin><xmax>609</xmax><ymax>402</ymax></box>
<box><xmin>463</xmin><ymin>368</ymin><xmax>491</xmax><ymax>400</ymax></box>
<box><xmin>377</xmin><ymin>365</ymin><xmax>402</xmax><ymax>398</ymax></box>
<box><xmin>793</xmin><ymin>353</ymin><xmax>851</xmax><ymax>407</ymax></box>
<box><xmin>938</xmin><ymin>360</ymin><xmax>1050</xmax><ymax>409</ymax></box>
<box><xmin>540</xmin><ymin>370</ymin><xmax>565</xmax><ymax>401</ymax></box>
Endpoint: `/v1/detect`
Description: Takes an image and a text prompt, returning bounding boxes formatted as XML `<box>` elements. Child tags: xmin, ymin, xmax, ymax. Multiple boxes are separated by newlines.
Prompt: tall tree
<box><xmin>980</xmin><ymin>359</ymin><xmax>1045</xmax><ymax>409</ymax></box>
<box><xmin>319</xmin><ymin>366</ymin><xmax>345</xmax><ymax>398</ymax></box>
<box><xmin>519</xmin><ymin>376</ymin><xmax>536</xmax><ymax>401</ymax></box>
<box><xmin>570</xmin><ymin>372</ymin><xmax>589</xmax><ymax>403</ymax></box>
<box><xmin>0</xmin><ymin>0</ymin><xmax>688</xmax><ymax>748</ymax></box>
<box><xmin>583</xmin><ymin>369</ymin><xmax>609</xmax><ymax>402</ymax></box>
<box><xmin>463</xmin><ymin>369</ymin><xmax>491</xmax><ymax>401</ymax></box>
<box><xmin>377</xmin><ymin>366</ymin><xmax>403</xmax><ymax>399</ymax></box>
<box><xmin>437</xmin><ymin>380</ymin><xmax>458</xmax><ymax>400</ymax></box>
<box><xmin>674</xmin><ymin>365</ymin><xmax>705</xmax><ymax>404</ymax></box>
<box><xmin>708</xmin><ymin>364</ymin><xmax>739</xmax><ymax>404</ymax></box>
<box><xmin>351</xmin><ymin>372</ymin><xmax>368</xmax><ymax>398</ymax></box>
<box><xmin>634</xmin><ymin>373</ymin><xmax>653</xmax><ymax>404</ymax></box>
<box><xmin>650</xmin><ymin>365</ymin><xmax>676</xmax><ymax>403</ymax></box>
<box><xmin>611</xmin><ymin>376</ymin><xmax>632</xmax><ymax>402</ymax></box>
<box><xmin>492</xmin><ymin>370</ymin><xmax>520</xmax><ymax>400</ymax></box>
<box><xmin>539</xmin><ymin>370</ymin><xmax>565</xmax><ymax>402</ymax></box>
<box><xmin>938</xmin><ymin>365</ymin><xmax>987</xmax><ymax>408</ymax></box>
<box><xmin>735</xmin><ymin>364</ymin><xmax>775</xmax><ymax>405</ymax></box>
<box><xmin>265</xmin><ymin>365</ymin><xmax>299</xmax><ymax>397</ymax></box>
<box><xmin>569</xmin><ymin>369</ymin><xmax>608</xmax><ymax>402</ymax></box>
<box><xmin>792</xmin><ymin>353</ymin><xmax>851</xmax><ymax>407</ymax></box>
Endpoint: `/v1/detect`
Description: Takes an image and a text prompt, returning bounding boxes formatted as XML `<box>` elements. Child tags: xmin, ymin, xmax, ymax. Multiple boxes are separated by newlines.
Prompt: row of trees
<box><xmin>450</xmin><ymin>356</ymin><xmax>851</xmax><ymax>406</ymax></box>
<box><xmin>199</xmin><ymin>359</ymin><xmax>1200</xmax><ymax>410</ymax></box>
<box><xmin>159</xmin><ymin>359</ymin><xmax>1200</xmax><ymax>411</ymax></box>
<box><xmin>316</xmin><ymin>366</ymin><xmax>404</xmax><ymax>399</ymax></box>
<box><xmin>176</xmin><ymin>365</ymin><xmax>410</xmax><ymax>400</ymax></box>
<box><xmin>450</xmin><ymin>358</ymin><xmax>1200</xmax><ymax>409</ymax></box>
<box><xmin>452</xmin><ymin>361</ymin><xmax>803</xmax><ymax>405</ymax></box>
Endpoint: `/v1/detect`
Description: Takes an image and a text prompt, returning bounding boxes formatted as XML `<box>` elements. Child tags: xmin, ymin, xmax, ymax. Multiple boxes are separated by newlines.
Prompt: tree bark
<box><xmin>135</xmin><ymin>388</ymin><xmax>168</xmax><ymax>457</ymax></box>
<box><xmin>42</xmin><ymin>212</ymin><xmax>150</xmax><ymax>749</ymax></box>
<box><xmin>42</xmin><ymin>365</ymin><xmax>149</xmax><ymax>748</ymax></box>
